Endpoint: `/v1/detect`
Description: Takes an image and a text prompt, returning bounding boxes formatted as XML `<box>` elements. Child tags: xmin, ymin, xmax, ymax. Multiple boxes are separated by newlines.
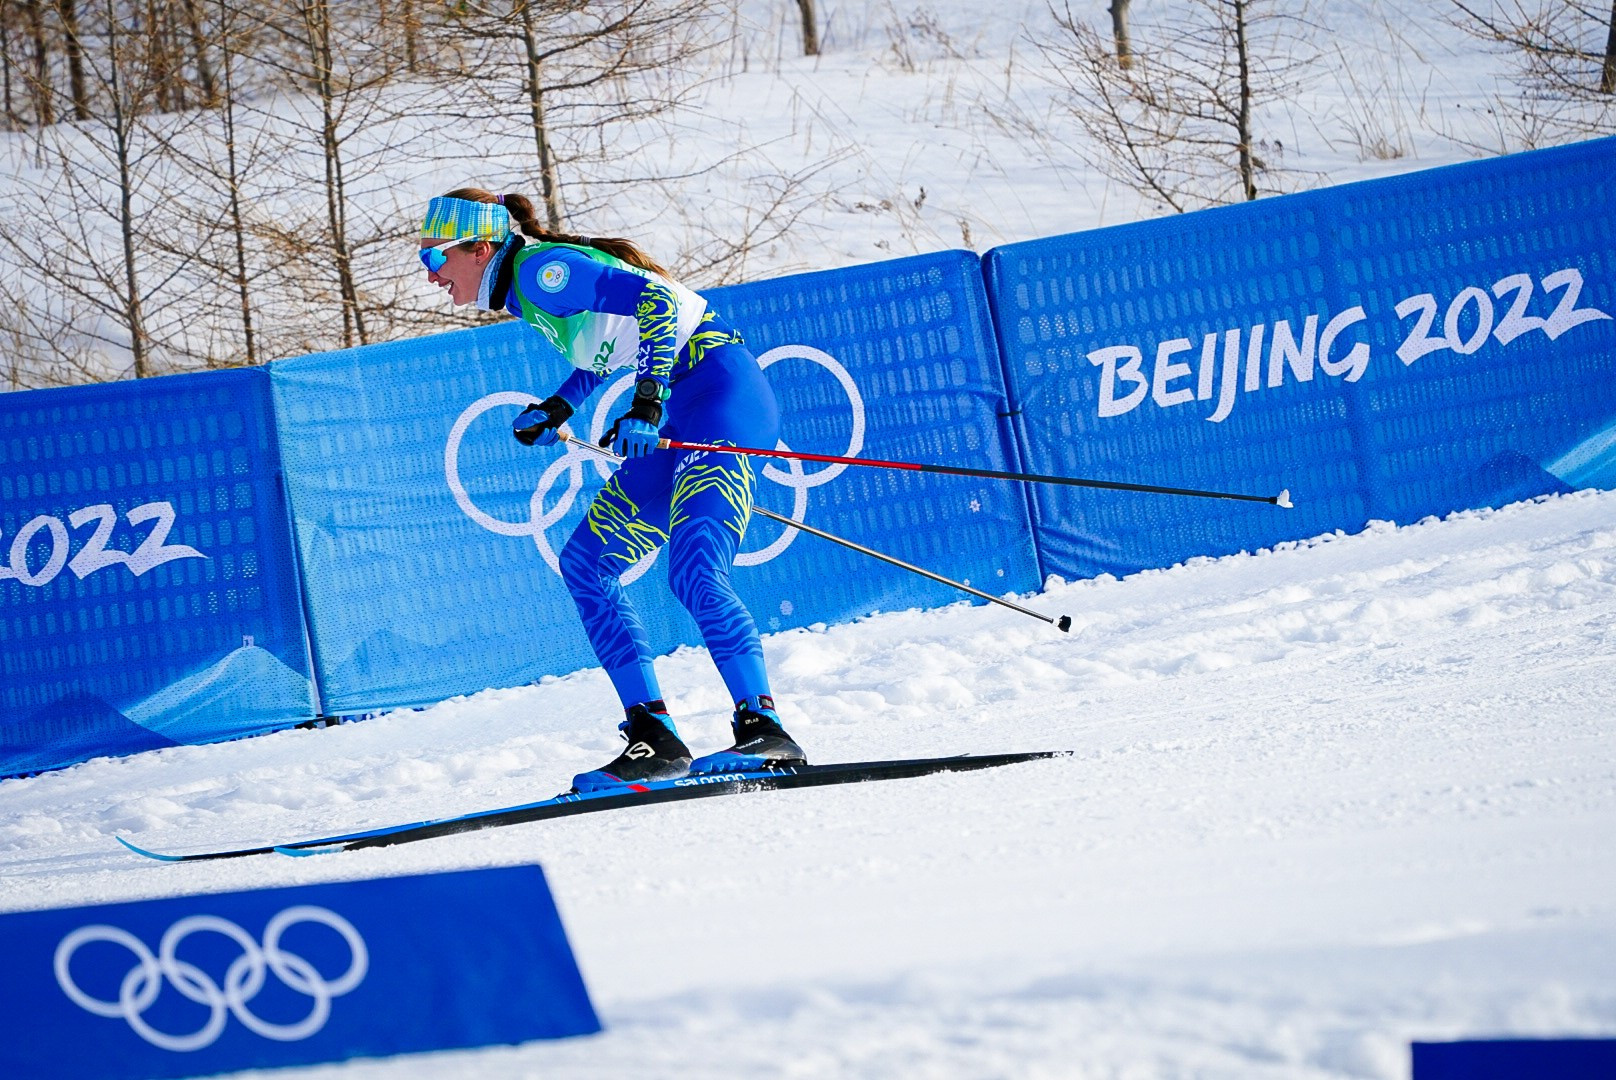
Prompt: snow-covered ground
<box><xmin>4</xmin><ymin>489</ymin><xmax>1615</xmax><ymax>1078</ymax></box>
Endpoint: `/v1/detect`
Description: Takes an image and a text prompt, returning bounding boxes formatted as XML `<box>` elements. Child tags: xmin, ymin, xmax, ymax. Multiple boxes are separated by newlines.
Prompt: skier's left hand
<box><xmin>601</xmin><ymin>415</ymin><xmax>661</xmax><ymax>459</ymax></box>
<box><xmin>512</xmin><ymin>396</ymin><xmax>573</xmax><ymax>447</ymax></box>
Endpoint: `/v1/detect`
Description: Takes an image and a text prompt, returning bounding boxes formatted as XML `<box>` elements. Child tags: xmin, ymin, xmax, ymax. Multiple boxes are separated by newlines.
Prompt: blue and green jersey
<box><xmin>507</xmin><ymin>243</ymin><xmax>744</xmax><ymax>409</ymax></box>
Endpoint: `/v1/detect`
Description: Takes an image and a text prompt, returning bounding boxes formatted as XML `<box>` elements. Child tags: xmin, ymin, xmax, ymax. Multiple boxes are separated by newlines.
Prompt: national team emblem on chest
<box><xmin>538</xmin><ymin>261</ymin><xmax>569</xmax><ymax>292</ymax></box>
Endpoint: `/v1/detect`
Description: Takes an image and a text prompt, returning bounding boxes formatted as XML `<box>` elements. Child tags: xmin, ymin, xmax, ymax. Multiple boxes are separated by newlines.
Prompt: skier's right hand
<box><xmin>513</xmin><ymin>396</ymin><xmax>574</xmax><ymax>447</ymax></box>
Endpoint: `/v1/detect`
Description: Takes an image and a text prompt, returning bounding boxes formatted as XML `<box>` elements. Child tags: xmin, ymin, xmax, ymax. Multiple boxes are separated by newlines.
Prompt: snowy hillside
<box><xmin>3</xmin><ymin>490</ymin><xmax>1614</xmax><ymax>1077</ymax></box>
<box><xmin>0</xmin><ymin>0</ymin><xmax>1531</xmax><ymax>385</ymax></box>
<box><xmin>405</xmin><ymin>0</ymin><xmax>1526</xmax><ymax>281</ymax></box>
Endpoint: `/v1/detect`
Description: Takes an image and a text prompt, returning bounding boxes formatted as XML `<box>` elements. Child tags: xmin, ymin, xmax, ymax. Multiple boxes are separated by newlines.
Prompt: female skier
<box><xmin>420</xmin><ymin>188</ymin><xmax>805</xmax><ymax>790</ymax></box>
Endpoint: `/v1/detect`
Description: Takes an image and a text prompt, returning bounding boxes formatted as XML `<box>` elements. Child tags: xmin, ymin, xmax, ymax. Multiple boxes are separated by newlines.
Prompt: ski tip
<box><xmin>1056</xmin><ymin>615</ymin><xmax>1072</xmax><ymax>632</ymax></box>
<box><xmin>116</xmin><ymin>835</ymin><xmax>184</xmax><ymax>862</ymax></box>
<box><xmin>1275</xmin><ymin>489</ymin><xmax>1294</xmax><ymax>509</ymax></box>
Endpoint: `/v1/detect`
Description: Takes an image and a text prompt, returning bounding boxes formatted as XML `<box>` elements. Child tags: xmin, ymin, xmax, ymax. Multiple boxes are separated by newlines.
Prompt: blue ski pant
<box><xmin>559</xmin><ymin>346</ymin><xmax>780</xmax><ymax>709</ymax></box>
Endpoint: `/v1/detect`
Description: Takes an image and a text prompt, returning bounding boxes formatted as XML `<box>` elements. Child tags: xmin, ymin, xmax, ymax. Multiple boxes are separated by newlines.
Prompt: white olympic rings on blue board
<box><xmin>54</xmin><ymin>906</ymin><xmax>368</xmax><ymax>1052</ymax></box>
<box><xmin>445</xmin><ymin>344</ymin><xmax>866</xmax><ymax>579</ymax></box>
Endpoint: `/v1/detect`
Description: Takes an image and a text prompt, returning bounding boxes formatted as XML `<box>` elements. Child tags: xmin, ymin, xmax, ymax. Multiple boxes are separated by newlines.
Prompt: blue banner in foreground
<box><xmin>0</xmin><ymin>865</ymin><xmax>599</xmax><ymax>1079</ymax></box>
<box><xmin>1413</xmin><ymin>1038</ymin><xmax>1616</xmax><ymax>1078</ymax></box>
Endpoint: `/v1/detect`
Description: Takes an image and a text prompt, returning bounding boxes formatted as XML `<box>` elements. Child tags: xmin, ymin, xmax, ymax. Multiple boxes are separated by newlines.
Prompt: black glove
<box><xmin>513</xmin><ymin>395</ymin><xmax>574</xmax><ymax>447</ymax></box>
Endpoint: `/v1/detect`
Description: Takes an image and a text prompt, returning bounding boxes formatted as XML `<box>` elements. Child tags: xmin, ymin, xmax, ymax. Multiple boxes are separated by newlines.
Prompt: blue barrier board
<box><xmin>269</xmin><ymin>320</ymin><xmax>592</xmax><ymax>713</ymax></box>
<box><xmin>705</xmin><ymin>249</ymin><xmax>1040</xmax><ymax>634</ymax></box>
<box><xmin>985</xmin><ymin>137</ymin><xmax>1616</xmax><ymax>581</ymax></box>
<box><xmin>0</xmin><ymin>368</ymin><xmax>315</xmax><ymax>775</ymax></box>
<box><xmin>1413</xmin><ymin>1038</ymin><xmax>1616</xmax><ymax>1078</ymax></box>
<box><xmin>0</xmin><ymin>864</ymin><xmax>599</xmax><ymax>1079</ymax></box>
<box><xmin>272</xmin><ymin>249</ymin><xmax>1039</xmax><ymax>714</ymax></box>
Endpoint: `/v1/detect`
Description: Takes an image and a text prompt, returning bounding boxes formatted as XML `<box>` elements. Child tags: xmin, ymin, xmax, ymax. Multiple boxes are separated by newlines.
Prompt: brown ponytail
<box><xmin>442</xmin><ymin>187</ymin><xmax>672</xmax><ymax>278</ymax></box>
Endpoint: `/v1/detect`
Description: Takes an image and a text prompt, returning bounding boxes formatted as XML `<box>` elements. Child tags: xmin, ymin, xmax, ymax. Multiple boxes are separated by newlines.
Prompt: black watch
<box><xmin>634</xmin><ymin>378</ymin><xmax>670</xmax><ymax>404</ymax></box>
<box><xmin>625</xmin><ymin>378</ymin><xmax>668</xmax><ymax>427</ymax></box>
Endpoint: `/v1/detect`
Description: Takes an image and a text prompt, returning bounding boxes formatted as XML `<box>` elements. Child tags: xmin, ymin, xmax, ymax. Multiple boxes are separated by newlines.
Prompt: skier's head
<box><xmin>419</xmin><ymin>189</ymin><xmax>510</xmax><ymax>307</ymax></box>
<box><xmin>420</xmin><ymin>186</ymin><xmax>670</xmax><ymax>297</ymax></box>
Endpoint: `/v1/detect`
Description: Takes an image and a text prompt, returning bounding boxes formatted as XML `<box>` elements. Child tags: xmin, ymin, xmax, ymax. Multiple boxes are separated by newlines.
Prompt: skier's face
<box><xmin>420</xmin><ymin>238</ymin><xmax>491</xmax><ymax>306</ymax></box>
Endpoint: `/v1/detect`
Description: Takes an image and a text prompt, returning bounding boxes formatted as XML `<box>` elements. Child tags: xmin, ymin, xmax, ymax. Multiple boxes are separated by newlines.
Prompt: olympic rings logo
<box><xmin>54</xmin><ymin>906</ymin><xmax>368</xmax><ymax>1052</ymax></box>
<box><xmin>445</xmin><ymin>344</ymin><xmax>866</xmax><ymax>583</ymax></box>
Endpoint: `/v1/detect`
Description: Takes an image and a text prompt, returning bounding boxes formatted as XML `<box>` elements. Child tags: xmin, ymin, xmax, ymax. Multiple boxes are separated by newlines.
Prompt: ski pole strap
<box><xmin>659</xmin><ymin>439</ymin><xmax>1292</xmax><ymax>508</ymax></box>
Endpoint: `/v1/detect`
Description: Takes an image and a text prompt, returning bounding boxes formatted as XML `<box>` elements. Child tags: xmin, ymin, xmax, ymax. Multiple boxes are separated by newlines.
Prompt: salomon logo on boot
<box><xmin>571</xmin><ymin>701</ymin><xmax>693</xmax><ymax>792</ymax></box>
<box><xmin>689</xmin><ymin>695</ymin><xmax>808</xmax><ymax>775</ymax></box>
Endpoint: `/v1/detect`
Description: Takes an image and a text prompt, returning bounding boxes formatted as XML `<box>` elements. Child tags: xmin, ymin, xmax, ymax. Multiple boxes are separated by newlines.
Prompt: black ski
<box><xmin>117</xmin><ymin>751</ymin><xmax>1065</xmax><ymax>862</ymax></box>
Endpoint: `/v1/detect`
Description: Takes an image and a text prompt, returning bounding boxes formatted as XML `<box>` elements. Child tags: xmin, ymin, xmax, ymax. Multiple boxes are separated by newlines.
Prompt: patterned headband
<box><xmin>420</xmin><ymin>196</ymin><xmax>511</xmax><ymax>242</ymax></box>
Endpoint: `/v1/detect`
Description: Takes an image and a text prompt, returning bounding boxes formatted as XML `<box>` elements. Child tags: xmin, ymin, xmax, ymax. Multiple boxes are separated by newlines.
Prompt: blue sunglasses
<box><xmin>419</xmin><ymin>238</ymin><xmax>466</xmax><ymax>273</ymax></box>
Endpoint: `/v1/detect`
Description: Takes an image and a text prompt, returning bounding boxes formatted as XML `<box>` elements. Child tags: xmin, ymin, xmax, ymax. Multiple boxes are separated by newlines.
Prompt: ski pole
<box><xmin>747</xmin><ymin>504</ymin><xmax>1071</xmax><ymax>632</ymax></box>
<box><xmin>556</xmin><ymin>430</ymin><xmax>1072</xmax><ymax>632</ymax></box>
<box><xmin>656</xmin><ymin>439</ymin><xmax>1293</xmax><ymax>508</ymax></box>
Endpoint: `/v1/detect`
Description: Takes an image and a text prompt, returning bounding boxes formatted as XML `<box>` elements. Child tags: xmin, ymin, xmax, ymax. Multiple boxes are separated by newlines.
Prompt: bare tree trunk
<box><xmin>57</xmin><ymin>0</ymin><xmax>88</xmax><ymax>119</ymax></box>
<box><xmin>375</xmin><ymin>0</ymin><xmax>395</xmax><ymax>76</ymax></box>
<box><xmin>142</xmin><ymin>0</ymin><xmax>175</xmax><ymax>112</ymax></box>
<box><xmin>2</xmin><ymin>14</ymin><xmax>18</xmax><ymax>127</ymax></box>
<box><xmin>1602</xmin><ymin>0</ymin><xmax>1616</xmax><ymax>94</ymax></box>
<box><xmin>517</xmin><ymin>0</ymin><xmax>563</xmax><ymax>231</ymax></box>
<box><xmin>797</xmin><ymin>0</ymin><xmax>819</xmax><ymax>57</ymax></box>
<box><xmin>23</xmin><ymin>0</ymin><xmax>51</xmax><ymax>125</ymax></box>
<box><xmin>1234</xmin><ymin>0</ymin><xmax>1256</xmax><ymax>200</ymax></box>
<box><xmin>401</xmin><ymin>0</ymin><xmax>417</xmax><ymax>72</ymax></box>
<box><xmin>105</xmin><ymin>3</ymin><xmax>148</xmax><ymax>377</ymax></box>
<box><xmin>304</xmin><ymin>0</ymin><xmax>364</xmax><ymax>347</ymax></box>
<box><xmin>218</xmin><ymin>0</ymin><xmax>253</xmax><ymax>363</ymax></box>
<box><xmin>1109</xmin><ymin>0</ymin><xmax>1131</xmax><ymax>70</ymax></box>
<box><xmin>166</xmin><ymin>0</ymin><xmax>189</xmax><ymax>109</ymax></box>
<box><xmin>179</xmin><ymin>0</ymin><xmax>216</xmax><ymax>105</ymax></box>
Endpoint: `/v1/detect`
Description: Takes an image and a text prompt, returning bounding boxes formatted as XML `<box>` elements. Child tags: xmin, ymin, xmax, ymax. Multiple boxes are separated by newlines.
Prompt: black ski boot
<box><xmin>571</xmin><ymin>701</ymin><xmax>693</xmax><ymax>792</ymax></box>
<box><xmin>689</xmin><ymin>695</ymin><xmax>808</xmax><ymax>775</ymax></box>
